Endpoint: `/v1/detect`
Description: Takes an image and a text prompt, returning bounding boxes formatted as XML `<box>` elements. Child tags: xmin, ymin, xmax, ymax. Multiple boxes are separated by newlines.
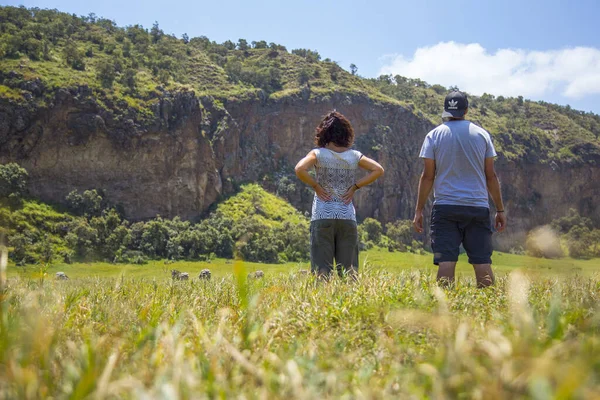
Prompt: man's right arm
<box><xmin>484</xmin><ymin>157</ymin><xmax>506</xmax><ymax>232</ymax></box>
<box><xmin>413</xmin><ymin>158</ymin><xmax>436</xmax><ymax>233</ymax></box>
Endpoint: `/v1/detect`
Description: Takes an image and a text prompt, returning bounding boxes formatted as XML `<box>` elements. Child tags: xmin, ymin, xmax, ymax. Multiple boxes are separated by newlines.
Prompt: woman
<box><xmin>295</xmin><ymin>111</ymin><xmax>384</xmax><ymax>277</ymax></box>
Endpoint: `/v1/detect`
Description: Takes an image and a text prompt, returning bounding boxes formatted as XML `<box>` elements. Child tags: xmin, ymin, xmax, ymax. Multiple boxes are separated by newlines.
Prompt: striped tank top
<box><xmin>311</xmin><ymin>148</ymin><xmax>363</xmax><ymax>222</ymax></box>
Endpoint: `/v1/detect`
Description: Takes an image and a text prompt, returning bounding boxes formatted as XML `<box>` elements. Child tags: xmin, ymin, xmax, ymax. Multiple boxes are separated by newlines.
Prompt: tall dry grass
<box><xmin>0</xmin><ymin>265</ymin><xmax>599</xmax><ymax>399</ymax></box>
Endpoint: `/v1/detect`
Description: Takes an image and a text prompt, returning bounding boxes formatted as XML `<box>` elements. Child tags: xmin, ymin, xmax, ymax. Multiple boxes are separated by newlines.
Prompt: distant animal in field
<box><xmin>171</xmin><ymin>270</ymin><xmax>189</xmax><ymax>280</ymax></box>
<box><xmin>55</xmin><ymin>272</ymin><xmax>69</xmax><ymax>280</ymax></box>
<box><xmin>248</xmin><ymin>270</ymin><xmax>264</xmax><ymax>279</ymax></box>
<box><xmin>199</xmin><ymin>269</ymin><xmax>211</xmax><ymax>280</ymax></box>
<box><xmin>291</xmin><ymin>269</ymin><xmax>311</xmax><ymax>279</ymax></box>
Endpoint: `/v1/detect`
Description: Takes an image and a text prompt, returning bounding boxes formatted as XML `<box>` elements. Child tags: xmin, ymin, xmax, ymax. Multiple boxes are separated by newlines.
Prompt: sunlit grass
<box><xmin>1</xmin><ymin>264</ymin><xmax>599</xmax><ymax>398</ymax></box>
<box><xmin>8</xmin><ymin>248</ymin><xmax>598</xmax><ymax>281</ymax></box>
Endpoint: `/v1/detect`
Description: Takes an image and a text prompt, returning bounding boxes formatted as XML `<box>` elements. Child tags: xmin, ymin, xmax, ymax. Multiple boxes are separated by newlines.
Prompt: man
<box><xmin>413</xmin><ymin>91</ymin><xmax>506</xmax><ymax>287</ymax></box>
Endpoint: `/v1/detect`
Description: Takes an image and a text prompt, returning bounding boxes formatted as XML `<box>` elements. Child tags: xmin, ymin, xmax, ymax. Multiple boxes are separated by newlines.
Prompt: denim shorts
<box><xmin>310</xmin><ymin>219</ymin><xmax>359</xmax><ymax>276</ymax></box>
<box><xmin>430</xmin><ymin>205</ymin><xmax>493</xmax><ymax>265</ymax></box>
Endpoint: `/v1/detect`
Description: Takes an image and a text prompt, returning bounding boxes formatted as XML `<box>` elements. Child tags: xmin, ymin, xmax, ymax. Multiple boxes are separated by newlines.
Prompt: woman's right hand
<box><xmin>313</xmin><ymin>184</ymin><xmax>332</xmax><ymax>201</ymax></box>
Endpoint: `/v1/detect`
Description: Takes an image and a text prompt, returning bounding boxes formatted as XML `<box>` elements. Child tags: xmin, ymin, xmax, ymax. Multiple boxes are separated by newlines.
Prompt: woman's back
<box><xmin>312</xmin><ymin>148</ymin><xmax>362</xmax><ymax>221</ymax></box>
<box><xmin>295</xmin><ymin>110</ymin><xmax>383</xmax><ymax>277</ymax></box>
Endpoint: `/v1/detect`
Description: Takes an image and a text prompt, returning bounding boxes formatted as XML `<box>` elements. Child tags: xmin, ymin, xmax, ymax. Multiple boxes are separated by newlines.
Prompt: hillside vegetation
<box><xmin>2</xmin><ymin>162</ymin><xmax>599</xmax><ymax>267</ymax></box>
<box><xmin>1</xmin><ymin>161</ymin><xmax>442</xmax><ymax>266</ymax></box>
<box><xmin>0</xmin><ymin>6</ymin><xmax>599</xmax><ymax>164</ymax></box>
<box><xmin>0</xmin><ymin>178</ymin><xmax>311</xmax><ymax>265</ymax></box>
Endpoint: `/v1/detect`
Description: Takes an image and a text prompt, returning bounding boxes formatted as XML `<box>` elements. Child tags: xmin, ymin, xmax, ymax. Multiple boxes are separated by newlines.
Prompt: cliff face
<box><xmin>211</xmin><ymin>92</ymin><xmax>432</xmax><ymax>225</ymax></box>
<box><xmin>0</xmin><ymin>86</ymin><xmax>222</xmax><ymax>220</ymax></box>
<box><xmin>1</xmin><ymin>87</ymin><xmax>599</xmax><ymax>243</ymax></box>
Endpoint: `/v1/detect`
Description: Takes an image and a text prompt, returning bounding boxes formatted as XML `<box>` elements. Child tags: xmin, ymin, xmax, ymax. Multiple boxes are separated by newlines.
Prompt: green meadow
<box><xmin>1</xmin><ymin>251</ymin><xmax>599</xmax><ymax>399</ymax></box>
<box><xmin>7</xmin><ymin>248</ymin><xmax>600</xmax><ymax>280</ymax></box>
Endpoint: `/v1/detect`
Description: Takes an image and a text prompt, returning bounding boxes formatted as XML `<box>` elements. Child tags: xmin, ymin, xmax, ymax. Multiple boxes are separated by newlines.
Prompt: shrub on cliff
<box><xmin>362</xmin><ymin>218</ymin><xmax>383</xmax><ymax>244</ymax></box>
<box><xmin>0</xmin><ymin>163</ymin><xmax>28</xmax><ymax>202</ymax></box>
<box><xmin>565</xmin><ymin>225</ymin><xmax>600</xmax><ymax>259</ymax></box>
<box><xmin>551</xmin><ymin>208</ymin><xmax>594</xmax><ymax>233</ymax></box>
<box><xmin>548</xmin><ymin>209</ymin><xmax>600</xmax><ymax>259</ymax></box>
<box><xmin>63</xmin><ymin>40</ymin><xmax>85</xmax><ymax>71</ymax></box>
<box><xmin>385</xmin><ymin>220</ymin><xmax>414</xmax><ymax>251</ymax></box>
<box><xmin>66</xmin><ymin>189</ymin><xmax>107</xmax><ymax>217</ymax></box>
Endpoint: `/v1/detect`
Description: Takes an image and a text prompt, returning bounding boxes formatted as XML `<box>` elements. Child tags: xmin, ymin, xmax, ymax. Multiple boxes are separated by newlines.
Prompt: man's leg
<box><xmin>437</xmin><ymin>261</ymin><xmax>457</xmax><ymax>287</ymax></box>
<box><xmin>473</xmin><ymin>264</ymin><xmax>495</xmax><ymax>288</ymax></box>
<box><xmin>462</xmin><ymin>207</ymin><xmax>495</xmax><ymax>288</ymax></box>
<box><xmin>431</xmin><ymin>206</ymin><xmax>462</xmax><ymax>287</ymax></box>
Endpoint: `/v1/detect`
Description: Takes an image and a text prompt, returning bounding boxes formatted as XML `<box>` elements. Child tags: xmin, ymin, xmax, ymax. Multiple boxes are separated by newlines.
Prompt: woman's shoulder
<box><xmin>351</xmin><ymin>149</ymin><xmax>363</xmax><ymax>161</ymax></box>
<box><xmin>314</xmin><ymin>147</ymin><xmax>361</xmax><ymax>163</ymax></box>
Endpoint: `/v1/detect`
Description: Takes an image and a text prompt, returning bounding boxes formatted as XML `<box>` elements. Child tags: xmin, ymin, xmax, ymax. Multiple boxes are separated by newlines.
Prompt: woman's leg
<box><xmin>310</xmin><ymin>220</ymin><xmax>335</xmax><ymax>278</ymax></box>
<box><xmin>334</xmin><ymin>220</ymin><xmax>359</xmax><ymax>278</ymax></box>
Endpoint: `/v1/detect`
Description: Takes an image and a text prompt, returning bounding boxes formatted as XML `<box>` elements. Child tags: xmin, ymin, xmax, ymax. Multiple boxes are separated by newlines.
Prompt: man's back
<box><xmin>419</xmin><ymin>120</ymin><xmax>496</xmax><ymax>208</ymax></box>
<box><xmin>414</xmin><ymin>90</ymin><xmax>506</xmax><ymax>288</ymax></box>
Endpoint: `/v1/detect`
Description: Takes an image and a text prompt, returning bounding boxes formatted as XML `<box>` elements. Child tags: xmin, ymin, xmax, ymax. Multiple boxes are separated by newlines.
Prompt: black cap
<box><xmin>442</xmin><ymin>91</ymin><xmax>468</xmax><ymax>118</ymax></box>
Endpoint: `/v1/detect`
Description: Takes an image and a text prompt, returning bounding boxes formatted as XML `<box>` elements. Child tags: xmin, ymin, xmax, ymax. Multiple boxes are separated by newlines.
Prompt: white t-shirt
<box><xmin>311</xmin><ymin>148</ymin><xmax>363</xmax><ymax>221</ymax></box>
<box><xmin>419</xmin><ymin>120</ymin><xmax>497</xmax><ymax>208</ymax></box>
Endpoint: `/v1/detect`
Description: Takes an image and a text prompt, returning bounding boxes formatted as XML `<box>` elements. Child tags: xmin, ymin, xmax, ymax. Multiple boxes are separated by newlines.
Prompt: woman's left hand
<box><xmin>341</xmin><ymin>185</ymin><xmax>357</xmax><ymax>205</ymax></box>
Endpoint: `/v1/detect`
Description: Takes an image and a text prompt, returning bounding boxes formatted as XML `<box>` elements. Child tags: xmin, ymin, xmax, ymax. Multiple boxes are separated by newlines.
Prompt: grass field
<box><xmin>1</xmin><ymin>250</ymin><xmax>599</xmax><ymax>398</ymax></box>
<box><xmin>7</xmin><ymin>248</ymin><xmax>600</xmax><ymax>280</ymax></box>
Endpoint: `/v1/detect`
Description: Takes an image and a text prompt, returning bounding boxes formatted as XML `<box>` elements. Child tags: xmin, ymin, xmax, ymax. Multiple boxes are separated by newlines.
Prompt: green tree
<box><xmin>8</xmin><ymin>233</ymin><xmax>35</xmax><ymax>265</ymax></box>
<box><xmin>158</xmin><ymin>69</ymin><xmax>170</xmax><ymax>85</ymax></box>
<box><xmin>23</xmin><ymin>37</ymin><xmax>43</xmax><ymax>60</ymax></box>
<box><xmin>122</xmin><ymin>40</ymin><xmax>132</xmax><ymax>57</ymax></box>
<box><xmin>551</xmin><ymin>209</ymin><xmax>593</xmax><ymax>233</ymax></box>
<box><xmin>362</xmin><ymin>218</ymin><xmax>382</xmax><ymax>244</ymax></box>
<box><xmin>386</xmin><ymin>220</ymin><xmax>413</xmax><ymax>251</ymax></box>
<box><xmin>252</xmin><ymin>40</ymin><xmax>268</xmax><ymax>49</ymax></box>
<box><xmin>121</xmin><ymin>68</ymin><xmax>137</xmax><ymax>90</ymax></box>
<box><xmin>237</xmin><ymin>38</ymin><xmax>249</xmax><ymax>50</ymax></box>
<box><xmin>350</xmin><ymin>63</ymin><xmax>357</xmax><ymax>75</ymax></box>
<box><xmin>0</xmin><ymin>163</ymin><xmax>28</xmax><ymax>201</ymax></box>
<box><xmin>223</xmin><ymin>40</ymin><xmax>236</xmax><ymax>50</ymax></box>
<box><xmin>517</xmin><ymin>95</ymin><xmax>524</xmax><ymax>106</ymax></box>
<box><xmin>66</xmin><ymin>189</ymin><xmax>104</xmax><ymax>217</ymax></box>
<box><xmin>150</xmin><ymin>21</ymin><xmax>162</xmax><ymax>43</ymax></box>
<box><xmin>431</xmin><ymin>84</ymin><xmax>446</xmax><ymax>95</ymax></box>
<box><xmin>225</xmin><ymin>60</ymin><xmax>243</xmax><ymax>82</ymax></box>
<box><xmin>97</xmin><ymin>59</ymin><xmax>116</xmax><ymax>88</ymax></box>
<box><xmin>298</xmin><ymin>67</ymin><xmax>311</xmax><ymax>85</ymax></box>
<box><xmin>139</xmin><ymin>217</ymin><xmax>171</xmax><ymax>258</ymax></box>
<box><xmin>63</xmin><ymin>40</ymin><xmax>85</xmax><ymax>70</ymax></box>
<box><xmin>292</xmin><ymin>48</ymin><xmax>320</xmax><ymax>62</ymax></box>
<box><xmin>65</xmin><ymin>219</ymin><xmax>99</xmax><ymax>260</ymax></box>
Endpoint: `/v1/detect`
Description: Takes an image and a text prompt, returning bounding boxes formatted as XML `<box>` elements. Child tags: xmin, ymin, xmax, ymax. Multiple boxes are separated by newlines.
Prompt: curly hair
<box><xmin>314</xmin><ymin>111</ymin><xmax>355</xmax><ymax>148</ymax></box>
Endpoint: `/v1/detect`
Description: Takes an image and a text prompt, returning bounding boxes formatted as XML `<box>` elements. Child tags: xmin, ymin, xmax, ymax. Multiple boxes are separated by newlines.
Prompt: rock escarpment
<box><xmin>1</xmin><ymin>85</ymin><xmax>222</xmax><ymax>220</ymax></box>
<box><xmin>1</xmin><ymin>85</ymin><xmax>599</xmax><ymax>244</ymax></box>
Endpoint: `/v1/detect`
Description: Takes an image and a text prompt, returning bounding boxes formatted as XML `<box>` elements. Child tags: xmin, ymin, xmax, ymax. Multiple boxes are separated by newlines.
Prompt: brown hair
<box><xmin>314</xmin><ymin>111</ymin><xmax>355</xmax><ymax>148</ymax></box>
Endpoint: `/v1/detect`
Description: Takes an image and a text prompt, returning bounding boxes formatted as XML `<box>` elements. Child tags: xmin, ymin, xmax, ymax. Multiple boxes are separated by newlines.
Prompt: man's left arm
<box><xmin>413</xmin><ymin>158</ymin><xmax>436</xmax><ymax>233</ymax></box>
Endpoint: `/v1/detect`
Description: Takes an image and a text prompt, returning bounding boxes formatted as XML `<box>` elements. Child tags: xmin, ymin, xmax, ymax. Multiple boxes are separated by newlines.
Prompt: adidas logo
<box><xmin>447</xmin><ymin>99</ymin><xmax>459</xmax><ymax>109</ymax></box>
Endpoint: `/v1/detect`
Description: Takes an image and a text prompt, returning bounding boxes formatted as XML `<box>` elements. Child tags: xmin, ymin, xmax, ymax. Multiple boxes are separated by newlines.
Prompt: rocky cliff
<box><xmin>1</xmin><ymin>84</ymin><xmax>599</xmax><ymax>247</ymax></box>
<box><xmin>0</xmin><ymin>84</ymin><xmax>222</xmax><ymax>220</ymax></box>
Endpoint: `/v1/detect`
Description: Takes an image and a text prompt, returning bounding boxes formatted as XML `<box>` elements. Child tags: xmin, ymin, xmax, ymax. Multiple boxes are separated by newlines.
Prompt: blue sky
<box><xmin>3</xmin><ymin>0</ymin><xmax>600</xmax><ymax>114</ymax></box>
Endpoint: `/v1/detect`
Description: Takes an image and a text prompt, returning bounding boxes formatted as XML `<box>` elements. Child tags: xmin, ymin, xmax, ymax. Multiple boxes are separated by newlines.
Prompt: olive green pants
<box><xmin>310</xmin><ymin>219</ymin><xmax>359</xmax><ymax>277</ymax></box>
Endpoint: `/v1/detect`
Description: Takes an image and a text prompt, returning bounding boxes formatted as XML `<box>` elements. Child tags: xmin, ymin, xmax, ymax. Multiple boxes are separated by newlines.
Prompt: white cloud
<box><xmin>379</xmin><ymin>42</ymin><xmax>600</xmax><ymax>99</ymax></box>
